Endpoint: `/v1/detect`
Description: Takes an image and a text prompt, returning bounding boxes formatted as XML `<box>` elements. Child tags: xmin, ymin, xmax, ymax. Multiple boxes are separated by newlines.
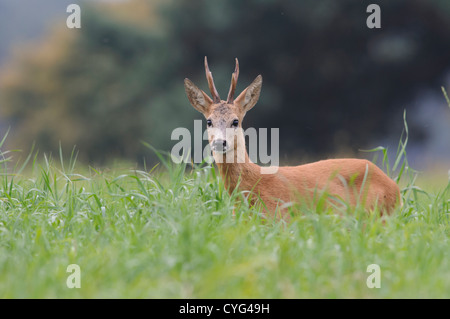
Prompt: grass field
<box><xmin>0</xmin><ymin>140</ymin><xmax>448</xmax><ymax>299</ymax></box>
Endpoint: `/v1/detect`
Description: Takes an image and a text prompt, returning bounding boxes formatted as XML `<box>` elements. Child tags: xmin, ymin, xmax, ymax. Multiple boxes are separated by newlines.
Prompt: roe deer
<box><xmin>184</xmin><ymin>57</ymin><xmax>402</xmax><ymax>219</ymax></box>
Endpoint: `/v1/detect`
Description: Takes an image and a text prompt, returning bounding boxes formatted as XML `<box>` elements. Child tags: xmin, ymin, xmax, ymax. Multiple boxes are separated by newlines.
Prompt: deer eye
<box><xmin>232</xmin><ymin>119</ymin><xmax>239</xmax><ymax>127</ymax></box>
<box><xmin>206</xmin><ymin>119</ymin><xmax>212</xmax><ymax>127</ymax></box>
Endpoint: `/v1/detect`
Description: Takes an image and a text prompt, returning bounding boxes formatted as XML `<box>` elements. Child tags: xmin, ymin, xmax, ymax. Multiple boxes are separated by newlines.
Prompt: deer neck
<box><xmin>212</xmin><ymin>133</ymin><xmax>261</xmax><ymax>193</ymax></box>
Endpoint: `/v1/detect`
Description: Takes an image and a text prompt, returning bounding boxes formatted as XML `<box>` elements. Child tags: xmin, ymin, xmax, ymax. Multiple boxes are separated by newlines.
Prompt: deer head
<box><xmin>184</xmin><ymin>57</ymin><xmax>262</xmax><ymax>161</ymax></box>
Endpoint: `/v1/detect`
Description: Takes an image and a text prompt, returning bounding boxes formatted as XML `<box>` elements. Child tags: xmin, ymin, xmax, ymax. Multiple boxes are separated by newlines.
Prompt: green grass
<box><xmin>0</xmin><ymin>107</ymin><xmax>449</xmax><ymax>299</ymax></box>
<box><xmin>0</xmin><ymin>143</ymin><xmax>448</xmax><ymax>299</ymax></box>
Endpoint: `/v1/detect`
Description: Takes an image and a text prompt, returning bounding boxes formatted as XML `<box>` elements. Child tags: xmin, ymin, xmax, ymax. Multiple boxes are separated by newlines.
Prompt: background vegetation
<box><xmin>0</xmin><ymin>0</ymin><xmax>449</xmax><ymax>165</ymax></box>
<box><xmin>0</xmin><ymin>0</ymin><xmax>448</xmax><ymax>299</ymax></box>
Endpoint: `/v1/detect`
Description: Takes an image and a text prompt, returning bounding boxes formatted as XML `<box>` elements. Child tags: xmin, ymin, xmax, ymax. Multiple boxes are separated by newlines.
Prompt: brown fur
<box><xmin>184</xmin><ymin>58</ymin><xmax>402</xmax><ymax>219</ymax></box>
<box><xmin>217</xmin><ymin>154</ymin><xmax>401</xmax><ymax>218</ymax></box>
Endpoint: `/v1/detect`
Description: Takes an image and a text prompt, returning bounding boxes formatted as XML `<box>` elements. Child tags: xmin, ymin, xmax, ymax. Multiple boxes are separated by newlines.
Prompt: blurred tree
<box><xmin>0</xmin><ymin>0</ymin><xmax>449</xmax><ymax>164</ymax></box>
<box><xmin>0</xmin><ymin>0</ymin><xmax>185</xmax><ymax>163</ymax></box>
<box><xmin>165</xmin><ymin>0</ymin><xmax>450</xmax><ymax>158</ymax></box>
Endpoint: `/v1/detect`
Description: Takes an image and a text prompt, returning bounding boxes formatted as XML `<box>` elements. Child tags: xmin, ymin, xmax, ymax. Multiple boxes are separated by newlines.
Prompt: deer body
<box><xmin>184</xmin><ymin>57</ymin><xmax>401</xmax><ymax>219</ymax></box>
<box><xmin>216</xmin><ymin>153</ymin><xmax>400</xmax><ymax>216</ymax></box>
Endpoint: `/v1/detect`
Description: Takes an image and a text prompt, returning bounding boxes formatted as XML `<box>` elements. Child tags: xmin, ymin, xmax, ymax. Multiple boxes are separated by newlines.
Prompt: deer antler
<box><xmin>227</xmin><ymin>58</ymin><xmax>240</xmax><ymax>103</ymax></box>
<box><xmin>204</xmin><ymin>56</ymin><xmax>221</xmax><ymax>103</ymax></box>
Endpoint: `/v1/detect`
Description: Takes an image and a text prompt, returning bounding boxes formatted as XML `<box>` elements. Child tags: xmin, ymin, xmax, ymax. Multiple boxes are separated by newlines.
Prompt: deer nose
<box><xmin>212</xmin><ymin>139</ymin><xmax>227</xmax><ymax>152</ymax></box>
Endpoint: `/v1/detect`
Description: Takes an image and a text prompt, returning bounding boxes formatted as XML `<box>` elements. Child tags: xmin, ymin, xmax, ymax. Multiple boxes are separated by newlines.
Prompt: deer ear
<box><xmin>234</xmin><ymin>75</ymin><xmax>262</xmax><ymax>112</ymax></box>
<box><xmin>184</xmin><ymin>78</ymin><xmax>213</xmax><ymax>113</ymax></box>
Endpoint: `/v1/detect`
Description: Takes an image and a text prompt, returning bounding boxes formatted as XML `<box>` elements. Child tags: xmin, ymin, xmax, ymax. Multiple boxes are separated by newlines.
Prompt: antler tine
<box><xmin>227</xmin><ymin>58</ymin><xmax>240</xmax><ymax>103</ymax></box>
<box><xmin>204</xmin><ymin>56</ymin><xmax>221</xmax><ymax>103</ymax></box>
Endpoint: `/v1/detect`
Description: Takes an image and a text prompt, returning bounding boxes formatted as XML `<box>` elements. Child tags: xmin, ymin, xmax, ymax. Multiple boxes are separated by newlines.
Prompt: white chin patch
<box><xmin>211</xmin><ymin>146</ymin><xmax>229</xmax><ymax>154</ymax></box>
<box><xmin>212</xmin><ymin>149</ymin><xmax>228</xmax><ymax>154</ymax></box>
